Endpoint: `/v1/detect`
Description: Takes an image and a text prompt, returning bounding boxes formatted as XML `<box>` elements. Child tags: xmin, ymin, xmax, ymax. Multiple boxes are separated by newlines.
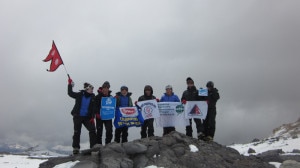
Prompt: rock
<box><xmin>280</xmin><ymin>160</ymin><xmax>300</xmax><ymax>168</ymax></box>
<box><xmin>248</xmin><ymin>148</ymin><xmax>256</xmax><ymax>154</ymax></box>
<box><xmin>39</xmin><ymin>131</ymin><xmax>275</xmax><ymax>168</ymax></box>
<box><xmin>73</xmin><ymin>160</ymin><xmax>97</xmax><ymax>168</ymax></box>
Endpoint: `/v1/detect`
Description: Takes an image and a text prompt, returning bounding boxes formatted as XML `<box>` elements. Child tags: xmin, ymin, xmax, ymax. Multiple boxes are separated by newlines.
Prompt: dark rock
<box><xmin>248</xmin><ymin>148</ymin><xmax>256</xmax><ymax>154</ymax></box>
<box><xmin>39</xmin><ymin>131</ymin><xmax>275</xmax><ymax>168</ymax></box>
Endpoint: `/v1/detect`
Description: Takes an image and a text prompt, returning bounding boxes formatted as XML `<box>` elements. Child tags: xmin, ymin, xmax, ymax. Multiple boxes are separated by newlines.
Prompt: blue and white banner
<box><xmin>137</xmin><ymin>99</ymin><xmax>160</xmax><ymax>119</ymax></box>
<box><xmin>198</xmin><ymin>88</ymin><xmax>208</xmax><ymax>96</ymax></box>
<box><xmin>184</xmin><ymin>101</ymin><xmax>208</xmax><ymax>119</ymax></box>
<box><xmin>100</xmin><ymin>97</ymin><xmax>116</xmax><ymax>120</ymax></box>
<box><xmin>156</xmin><ymin>102</ymin><xmax>189</xmax><ymax>127</ymax></box>
<box><xmin>114</xmin><ymin>107</ymin><xmax>144</xmax><ymax>128</ymax></box>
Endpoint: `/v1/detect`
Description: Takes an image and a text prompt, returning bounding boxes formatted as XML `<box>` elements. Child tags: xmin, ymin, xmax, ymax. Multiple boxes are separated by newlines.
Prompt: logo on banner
<box><xmin>189</xmin><ymin>105</ymin><xmax>201</xmax><ymax>115</ymax></box>
<box><xmin>105</xmin><ymin>98</ymin><xmax>113</xmax><ymax>105</ymax></box>
<box><xmin>176</xmin><ymin>104</ymin><xmax>184</xmax><ymax>115</ymax></box>
<box><xmin>120</xmin><ymin>108</ymin><xmax>138</xmax><ymax>117</ymax></box>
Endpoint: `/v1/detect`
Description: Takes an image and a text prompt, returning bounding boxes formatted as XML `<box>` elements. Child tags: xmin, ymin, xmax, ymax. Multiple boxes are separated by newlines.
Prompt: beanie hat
<box><xmin>102</xmin><ymin>81</ymin><xmax>110</xmax><ymax>88</ymax></box>
<box><xmin>120</xmin><ymin>85</ymin><xmax>128</xmax><ymax>91</ymax></box>
<box><xmin>165</xmin><ymin>85</ymin><xmax>172</xmax><ymax>90</ymax></box>
<box><xmin>84</xmin><ymin>82</ymin><xmax>93</xmax><ymax>90</ymax></box>
<box><xmin>206</xmin><ymin>81</ymin><xmax>214</xmax><ymax>88</ymax></box>
<box><xmin>186</xmin><ymin>77</ymin><xmax>194</xmax><ymax>84</ymax></box>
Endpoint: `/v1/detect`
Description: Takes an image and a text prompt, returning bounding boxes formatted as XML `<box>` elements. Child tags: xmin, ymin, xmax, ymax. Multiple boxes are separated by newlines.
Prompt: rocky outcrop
<box><xmin>39</xmin><ymin>131</ymin><xmax>274</xmax><ymax>168</ymax></box>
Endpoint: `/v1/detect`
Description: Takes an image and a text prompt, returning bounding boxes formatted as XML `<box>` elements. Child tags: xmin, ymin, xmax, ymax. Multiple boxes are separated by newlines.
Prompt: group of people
<box><xmin>67</xmin><ymin>77</ymin><xmax>220</xmax><ymax>155</ymax></box>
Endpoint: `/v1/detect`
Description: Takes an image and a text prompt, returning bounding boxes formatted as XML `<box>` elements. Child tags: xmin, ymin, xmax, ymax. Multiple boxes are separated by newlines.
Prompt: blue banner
<box><xmin>100</xmin><ymin>97</ymin><xmax>116</xmax><ymax>120</ymax></box>
<box><xmin>114</xmin><ymin>107</ymin><xmax>144</xmax><ymax>128</ymax></box>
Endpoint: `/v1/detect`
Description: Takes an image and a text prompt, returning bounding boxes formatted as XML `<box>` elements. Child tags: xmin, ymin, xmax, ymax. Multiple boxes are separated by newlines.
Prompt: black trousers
<box><xmin>204</xmin><ymin>108</ymin><xmax>217</xmax><ymax>138</ymax></box>
<box><xmin>96</xmin><ymin>119</ymin><xmax>113</xmax><ymax>145</ymax></box>
<box><xmin>114</xmin><ymin>127</ymin><xmax>128</xmax><ymax>143</ymax></box>
<box><xmin>186</xmin><ymin>118</ymin><xmax>204</xmax><ymax>137</ymax></box>
<box><xmin>163</xmin><ymin>127</ymin><xmax>175</xmax><ymax>136</ymax></box>
<box><xmin>141</xmin><ymin>118</ymin><xmax>154</xmax><ymax>138</ymax></box>
<box><xmin>72</xmin><ymin>116</ymin><xmax>96</xmax><ymax>149</ymax></box>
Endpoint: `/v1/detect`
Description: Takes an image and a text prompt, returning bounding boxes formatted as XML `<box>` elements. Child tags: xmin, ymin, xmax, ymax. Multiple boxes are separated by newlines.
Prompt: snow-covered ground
<box><xmin>0</xmin><ymin>154</ymin><xmax>47</xmax><ymax>168</ymax></box>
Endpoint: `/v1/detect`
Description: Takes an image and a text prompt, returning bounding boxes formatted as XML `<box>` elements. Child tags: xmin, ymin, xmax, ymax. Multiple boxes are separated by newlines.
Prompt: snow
<box><xmin>189</xmin><ymin>144</ymin><xmax>199</xmax><ymax>152</ymax></box>
<box><xmin>269</xmin><ymin>162</ymin><xmax>281</xmax><ymax>168</ymax></box>
<box><xmin>53</xmin><ymin>160</ymin><xmax>80</xmax><ymax>168</ymax></box>
<box><xmin>145</xmin><ymin>166</ymin><xmax>164</xmax><ymax>168</ymax></box>
<box><xmin>0</xmin><ymin>154</ymin><xmax>47</xmax><ymax>168</ymax></box>
<box><xmin>228</xmin><ymin>137</ymin><xmax>300</xmax><ymax>156</ymax></box>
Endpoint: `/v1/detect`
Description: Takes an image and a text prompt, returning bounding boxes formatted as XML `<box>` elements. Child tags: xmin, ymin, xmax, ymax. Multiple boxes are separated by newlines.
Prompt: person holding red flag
<box><xmin>67</xmin><ymin>77</ymin><xmax>97</xmax><ymax>155</ymax></box>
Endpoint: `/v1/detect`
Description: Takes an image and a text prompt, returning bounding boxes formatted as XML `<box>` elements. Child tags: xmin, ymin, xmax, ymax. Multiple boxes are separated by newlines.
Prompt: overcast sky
<box><xmin>0</xmin><ymin>0</ymin><xmax>300</xmax><ymax>148</ymax></box>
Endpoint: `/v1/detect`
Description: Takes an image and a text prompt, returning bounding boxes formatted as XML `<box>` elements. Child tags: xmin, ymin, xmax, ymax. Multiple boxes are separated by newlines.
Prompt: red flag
<box><xmin>43</xmin><ymin>41</ymin><xmax>63</xmax><ymax>72</ymax></box>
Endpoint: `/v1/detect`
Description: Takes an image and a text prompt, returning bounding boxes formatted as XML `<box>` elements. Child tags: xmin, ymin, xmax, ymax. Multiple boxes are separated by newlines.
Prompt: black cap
<box><xmin>186</xmin><ymin>77</ymin><xmax>194</xmax><ymax>84</ymax></box>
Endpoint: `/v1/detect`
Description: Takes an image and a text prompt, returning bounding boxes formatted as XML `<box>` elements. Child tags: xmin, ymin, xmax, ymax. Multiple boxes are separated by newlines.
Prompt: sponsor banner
<box><xmin>156</xmin><ymin>102</ymin><xmax>189</xmax><ymax>127</ymax></box>
<box><xmin>137</xmin><ymin>99</ymin><xmax>160</xmax><ymax>119</ymax></box>
<box><xmin>184</xmin><ymin>101</ymin><xmax>208</xmax><ymax>119</ymax></box>
<box><xmin>100</xmin><ymin>97</ymin><xmax>116</xmax><ymax>120</ymax></box>
<box><xmin>114</xmin><ymin>107</ymin><xmax>144</xmax><ymax>128</ymax></box>
<box><xmin>199</xmin><ymin>88</ymin><xmax>208</xmax><ymax>96</ymax></box>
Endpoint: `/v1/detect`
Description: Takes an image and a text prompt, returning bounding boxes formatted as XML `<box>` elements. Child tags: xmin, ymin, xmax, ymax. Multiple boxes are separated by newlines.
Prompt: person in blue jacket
<box><xmin>160</xmin><ymin>85</ymin><xmax>180</xmax><ymax>135</ymax></box>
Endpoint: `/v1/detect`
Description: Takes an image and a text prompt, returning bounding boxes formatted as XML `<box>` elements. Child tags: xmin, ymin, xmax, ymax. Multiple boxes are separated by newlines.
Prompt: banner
<box><xmin>137</xmin><ymin>99</ymin><xmax>160</xmax><ymax>119</ymax></box>
<box><xmin>114</xmin><ymin>107</ymin><xmax>144</xmax><ymax>128</ymax></box>
<box><xmin>156</xmin><ymin>102</ymin><xmax>189</xmax><ymax>127</ymax></box>
<box><xmin>198</xmin><ymin>88</ymin><xmax>208</xmax><ymax>96</ymax></box>
<box><xmin>100</xmin><ymin>97</ymin><xmax>116</xmax><ymax>120</ymax></box>
<box><xmin>184</xmin><ymin>101</ymin><xmax>208</xmax><ymax>119</ymax></box>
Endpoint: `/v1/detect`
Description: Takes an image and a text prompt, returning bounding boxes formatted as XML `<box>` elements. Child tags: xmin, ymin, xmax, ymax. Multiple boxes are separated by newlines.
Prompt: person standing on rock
<box><xmin>181</xmin><ymin>77</ymin><xmax>206</xmax><ymax>139</ymax></box>
<box><xmin>160</xmin><ymin>85</ymin><xmax>180</xmax><ymax>135</ymax></box>
<box><xmin>67</xmin><ymin>78</ymin><xmax>97</xmax><ymax>155</ymax></box>
<box><xmin>136</xmin><ymin>85</ymin><xmax>158</xmax><ymax>138</ymax></box>
<box><xmin>114</xmin><ymin>85</ymin><xmax>133</xmax><ymax>143</ymax></box>
<box><xmin>93</xmin><ymin>81</ymin><xmax>113</xmax><ymax>145</ymax></box>
<box><xmin>203</xmin><ymin>81</ymin><xmax>220</xmax><ymax>142</ymax></box>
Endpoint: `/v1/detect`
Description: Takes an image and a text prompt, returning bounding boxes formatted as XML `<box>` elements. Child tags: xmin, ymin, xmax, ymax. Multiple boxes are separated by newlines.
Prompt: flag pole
<box><xmin>53</xmin><ymin>40</ymin><xmax>71</xmax><ymax>79</ymax></box>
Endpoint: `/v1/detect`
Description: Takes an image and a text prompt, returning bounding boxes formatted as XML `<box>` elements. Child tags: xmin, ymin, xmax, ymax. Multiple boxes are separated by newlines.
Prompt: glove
<box><xmin>89</xmin><ymin>118</ymin><xmax>95</xmax><ymax>125</ymax></box>
<box><xmin>96</xmin><ymin>113</ymin><xmax>101</xmax><ymax>120</ymax></box>
<box><xmin>156</xmin><ymin>98</ymin><xmax>160</xmax><ymax>102</ymax></box>
<box><xmin>68</xmin><ymin>78</ymin><xmax>74</xmax><ymax>87</ymax></box>
<box><xmin>182</xmin><ymin>99</ymin><xmax>187</xmax><ymax>104</ymax></box>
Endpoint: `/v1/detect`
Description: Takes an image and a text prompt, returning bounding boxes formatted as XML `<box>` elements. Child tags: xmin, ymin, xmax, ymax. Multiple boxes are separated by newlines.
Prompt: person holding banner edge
<box><xmin>136</xmin><ymin>85</ymin><xmax>158</xmax><ymax>138</ymax></box>
<box><xmin>93</xmin><ymin>81</ymin><xmax>113</xmax><ymax>145</ymax></box>
<box><xmin>160</xmin><ymin>85</ymin><xmax>180</xmax><ymax>135</ymax></box>
<box><xmin>114</xmin><ymin>85</ymin><xmax>133</xmax><ymax>143</ymax></box>
<box><xmin>203</xmin><ymin>81</ymin><xmax>220</xmax><ymax>142</ymax></box>
<box><xmin>67</xmin><ymin>78</ymin><xmax>97</xmax><ymax>155</ymax></box>
<box><xmin>181</xmin><ymin>77</ymin><xmax>206</xmax><ymax>140</ymax></box>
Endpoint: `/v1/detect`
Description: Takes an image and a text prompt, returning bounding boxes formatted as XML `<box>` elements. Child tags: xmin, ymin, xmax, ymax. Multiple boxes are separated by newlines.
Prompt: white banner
<box><xmin>137</xmin><ymin>99</ymin><xmax>160</xmax><ymax>119</ymax></box>
<box><xmin>156</xmin><ymin>102</ymin><xmax>189</xmax><ymax>127</ymax></box>
<box><xmin>184</xmin><ymin>101</ymin><xmax>208</xmax><ymax>119</ymax></box>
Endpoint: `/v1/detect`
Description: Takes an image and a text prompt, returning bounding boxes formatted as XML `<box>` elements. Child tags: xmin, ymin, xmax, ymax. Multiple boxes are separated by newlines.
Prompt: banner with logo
<box><xmin>156</xmin><ymin>102</ymin><xmax>189</xmax><ymax>127</ymax></box>
<box><xmin>184</xmin><ymin>101</ymin><xmax>208</xmax><ymax>119</ymax></box>
<box><xmin>137</xmin><ymin>99</ymin><xmax>160</xmax><ymax>120</ymax></box>
<box><xmin>100</xmin><ymin>97</ymin><xmax>116</xmax><ymax>120</ymax></box>
<box><xmin>114</xmin><ymin>107</ymin><xmax>144</xmax><ymax>128</ymax></box>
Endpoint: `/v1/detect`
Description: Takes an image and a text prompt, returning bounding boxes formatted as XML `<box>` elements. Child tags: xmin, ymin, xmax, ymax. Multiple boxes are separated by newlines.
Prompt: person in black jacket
<box><xmin>181</xmin><ymin>77</ymin><xmax>206</xmax><ymax>139</ymax></box>
<box><xmin>67</xmin><ymin>78</ymin><xmax>96</xmax><ymax>155</ymax></box>
<box><xmin>203</xmin><ymin>81</ymin><xmax>220</xmax><ymax>142</ymax></box>
<box><xmin>137</xmin><ymin>85</ymin><xmax>157</xmax><ymax>138</ymax></box>
<box><xmin>93</xmin><ymin>81</ymin><xmax>113</xmax><ymax>145</ymax></box>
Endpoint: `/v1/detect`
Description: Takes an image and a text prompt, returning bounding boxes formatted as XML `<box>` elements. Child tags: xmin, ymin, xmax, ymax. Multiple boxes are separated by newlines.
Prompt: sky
<box><xmin>0</xmin><ymin>0</ymin><xmax>300</xmax><ymax>148</ymax></box>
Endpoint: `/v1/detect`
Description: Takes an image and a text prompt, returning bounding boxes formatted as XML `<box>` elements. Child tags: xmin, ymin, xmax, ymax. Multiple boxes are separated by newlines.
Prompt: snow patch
<box><xmin>189</xmin><ymin>144</ymin><xmax>198</xmax><ymax>152</ymax></box>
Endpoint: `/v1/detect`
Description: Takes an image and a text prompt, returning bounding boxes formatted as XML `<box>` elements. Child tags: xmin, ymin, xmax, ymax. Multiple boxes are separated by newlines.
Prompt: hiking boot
<box><xmin>197</xmin><ymin>133</ymin><xmax>206</xmax><ymax>140</ymax></box>
<box><xmin>203</xmin><ymin>136</ymin><xmax>213</xmax><ymax>142</ymax></box>
<box><xmin>73</xmin><ymin>148</ymin><xmax>80</xmax><ymax>155</ymax></box>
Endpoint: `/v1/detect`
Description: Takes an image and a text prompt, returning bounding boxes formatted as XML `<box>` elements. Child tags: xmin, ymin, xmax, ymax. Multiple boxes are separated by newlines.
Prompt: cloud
<box><xmin>0</xmin><ymin>0</ymin><xmax>299</xmax><ymax>148</ymax></box>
